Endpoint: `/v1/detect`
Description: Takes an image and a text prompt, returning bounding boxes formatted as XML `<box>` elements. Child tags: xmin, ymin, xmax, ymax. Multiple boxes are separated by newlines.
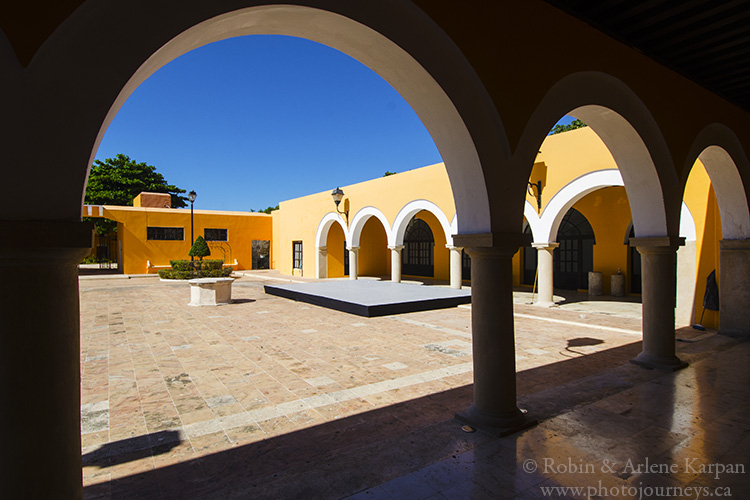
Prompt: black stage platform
<box><xmin>264</xmin><ymin>280</ymin><xmax>471</xmax><ymax>317</ymax></box>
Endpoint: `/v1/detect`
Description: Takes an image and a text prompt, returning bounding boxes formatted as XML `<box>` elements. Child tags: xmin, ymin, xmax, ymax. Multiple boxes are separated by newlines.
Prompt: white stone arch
<box><xmin>314</xmin><ymin>212</ymin><xmax>348</xmax><ymax>279</ymax></box>
<box><xmin>683</xmin><ymin>124</ymin><xmax>750</xmax><ymax>240</ymax></box>
<box><xmin>315</xmin><ymin>212</ymin><xmax>349</xmax><ymax>249</ymax></box>
<box><xmin>514</xmin><ymin>72</ymin><xmax>679</xmax><ymax>239</ymax></box>
<box><xmin>534</xmin><ymin>169</ymin><xmax>624</xmax><ymax>244</ymax></box>
<box><xmin>392</xmin><ymin>200</ymin><xmax>453</xmax><ymax>246</ymax></box>
<box><xmin>523</xmin><ymin>201</ymin><xmax>543</xmax><ymax>243</ymax></box>
<box><xmin>8</xmin><ymin>2</ymin><xmax>501</xmax><ymax>234</ymax></box>
<box><xmin>349</xmin><ymin>206</ymin><xmax>393</xmax><ymax>248</ymax></box>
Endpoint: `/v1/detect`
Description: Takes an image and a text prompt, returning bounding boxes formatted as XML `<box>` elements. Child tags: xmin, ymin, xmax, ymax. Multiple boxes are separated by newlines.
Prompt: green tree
<box><xmin>383</xmin><ymin>170</ymin><xmax>397</xmax><ymax>177</ymax></box>
<box><xmin>550</xmin><ymin>119</ymin><xmax>588</xmax><ymax>135</ymax></box>
<box><xmin>251</xmin><ymin>205</ymin><xmax>279</xmax><ymax>214</ymax></box>
<box><xmin>85</xmin><ymin>154</ymin><xmax>188</xmax><ymax>234</ymax></box>
<box><xmin>188</xmin><ymin>235</ymin><xmax>211</xmax><ymax>260</ymax></box>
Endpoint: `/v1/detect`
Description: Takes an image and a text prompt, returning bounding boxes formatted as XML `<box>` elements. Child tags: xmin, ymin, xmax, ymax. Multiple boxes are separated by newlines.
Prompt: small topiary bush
<box><xmin>158</xmin><ymin>259</ymin><xmax>233</xmax><ymax>279</ymax></box>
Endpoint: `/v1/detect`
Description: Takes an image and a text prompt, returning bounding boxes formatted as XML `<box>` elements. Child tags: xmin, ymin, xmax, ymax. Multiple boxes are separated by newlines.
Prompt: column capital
<box><xmin>629</xmin><ymin>236</ymin><xmax>685</xmax><ymax>253</ymax></box>
<box><xmin>445</xmin><ymin>244</ymin><xmax>463</xmax><ymax>251</ymax></box>
<box><xmin>347</xmin><ymin>245</ymin><xmax>360</xmax><ymax>252</ymax></box>
<box><xmin>317</xmin><ymin>245</ymin><xmax>327</xmax><ymax>252</ymax></box>
<box><xmin>387</xmin><ymin>245</ymin><xmax>405</xmax><ymax>251</ymax></box>
<box><xmin>452</xmin><ymin>232</ymin><xmax>531</xmax><ymax>251</ymax></box>
<box><xmin>532</xmin><ymin>241</ymin><xmax>559</xmax><ymax>250</ymax></box>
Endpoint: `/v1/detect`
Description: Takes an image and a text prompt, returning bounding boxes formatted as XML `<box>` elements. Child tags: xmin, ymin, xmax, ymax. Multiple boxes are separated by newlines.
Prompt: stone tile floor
<box><xmin>79</xmin><ymin>274</ymin><xmax>748</xmax><ymax>499</ymax></box>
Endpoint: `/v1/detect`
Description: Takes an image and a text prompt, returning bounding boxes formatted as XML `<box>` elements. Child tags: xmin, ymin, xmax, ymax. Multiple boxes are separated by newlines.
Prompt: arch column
<box><xmin>533</xmin><ymin>242</ymin><xmax>559</xmax><ymax>306</ymax></box>
<box><xmin>0</xmin><ymin>220</ymin><xmax>93</xmax><ymax>499</ymax></box>
<box><xmin>348</xmin><ymin>246</ymin><xmax>359</xmax><ymax>280</ymax></box>
<box><xmin>453</xmin><ymin>232</ymin><xmax>536</xmax><ymax>436</ymax></box>
<box><xmin>446</xmin><ymin>245</ymin><xmax>463</xmax><ymax>289</ymax></box>
<box><xmin>316</xmin><ymin>246</ymin><xmax>327</xmax><ymax>279</ymax></box>
<box><xmin>388</xmin><ymin>245</ymin><xmax>404</xmax><ymax>283</ymax></box>
<box><xmin>719</xmin><ymin>239</ymin><xmax>750</xmax><ymax>337</ymax></box>
<box><xmin>630</xmin><ymin>237</ymin><xmax>688</xmax><ymax>370</ymax></box>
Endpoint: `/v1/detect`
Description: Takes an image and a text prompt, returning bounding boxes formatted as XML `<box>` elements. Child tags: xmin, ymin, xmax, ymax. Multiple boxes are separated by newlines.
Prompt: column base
<box><xmin>630</xmin><ymin>352</ymin><xmax>688</xmax><ymax>371</ymax></box>
<box><xmin>533</xmin><ymin>300</ymin><xmax>557</xmax><ymax>308</ymax></box>
<box><xmin>455</xmin><ymin>405</ymin><xmax>537</xmax><ymax>437</ymax></box>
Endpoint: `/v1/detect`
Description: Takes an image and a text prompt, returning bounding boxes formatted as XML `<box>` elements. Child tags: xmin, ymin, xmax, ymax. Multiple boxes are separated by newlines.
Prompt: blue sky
<box><xmin>96</xmin><ymin>35</ymin><xmax>575</xmax><ymax>212</ymax></box>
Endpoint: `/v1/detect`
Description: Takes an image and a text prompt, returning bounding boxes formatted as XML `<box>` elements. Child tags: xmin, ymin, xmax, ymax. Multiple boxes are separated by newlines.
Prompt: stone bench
<box><xmin>188</xmin><ymin>277</ymin><xmax>235</xmax><ymax>306</ymax></box>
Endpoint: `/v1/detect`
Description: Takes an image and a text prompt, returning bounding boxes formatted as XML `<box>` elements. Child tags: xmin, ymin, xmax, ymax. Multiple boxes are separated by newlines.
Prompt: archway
<box><xmin>314</xmin><ymin>212</ymin><xmax>348</xmax><ymax>279</ymax></box>
<box><xmin>357</xmin><ymin>217</ymin><xmax>389</xmax><ymax>278</ymax></box>
<box><xmin>513</xmin><ymin>73</ymin><xmax>686</xmax><ymax>372</ymax></box>
<box><xmin>325</xmin><ymin>220</ymin><xmax>348</xmax><ymax>278</ymax></box>
<box><xmin>684</xmin><ymin>125</ymin><xmax>750</xmax><ymax>336</ymax></box>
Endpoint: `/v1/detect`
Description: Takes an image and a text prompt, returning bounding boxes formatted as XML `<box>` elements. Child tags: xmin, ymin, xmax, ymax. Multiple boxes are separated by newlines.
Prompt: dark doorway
<box><xmin>461</xmin><ymin>249</ymin><xmax>471</xmax><ymax>281</ymax></box>
<box><xmin>252</xmin><ymin>240</ymin><xmax>270</xmax><ymax>270</ymax></box>
<box><xmin>403</xmin><ymin>217</ymin><xmax>434</xmax><ymax>277</ymax></box>
<box><xmin>94</xmin><ymin>233</ymin><xmax>118</xmax><ymax>269</ymax></box>
<box><xmin>554</xmin><ymin>208</ymin><xmax>595</xmax><ymax>290</ymax></box>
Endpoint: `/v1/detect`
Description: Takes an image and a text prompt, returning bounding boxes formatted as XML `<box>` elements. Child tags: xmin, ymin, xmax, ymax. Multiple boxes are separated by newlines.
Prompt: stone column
<box><xmin>316</xmin><ymin>246</ymin><xmax>327</xmax><ymax>279</ymax></box>
<box><xmin>630</xmin><ymin>237</ymin><xmax>687</xmax><ymax>370</ymax></box>
<box><xmin>446</xmin><ymin>245</ymin><xmax>463</xmax><ymax>289</ymax></box>
<box><xmin>532</xmin><ymin>242</ymin><xmax>558</xmax><ymax>306</ymax></box>
<box><xmin>453</xmin><ymin>233</ymin><xmax>535</xmax><ymax>436</ymax></box>
<box><xmin>0</xmin><ymin>220</ymin><xmax>93</xmax><ymax>500</ymax></box>
<box><xmin>719</xmin><ymin>239</ymin><xmax>750</xmax><ymax>337</ymax></box>
<box><xmin>348</xmin><ymin>246</ymin><xmax>359</xmax><ymax>280</ymax></box>
<box><xmin>388</xmin><ymin>245</ymin><xmax>404</xmax><ymax>283</ymax></box>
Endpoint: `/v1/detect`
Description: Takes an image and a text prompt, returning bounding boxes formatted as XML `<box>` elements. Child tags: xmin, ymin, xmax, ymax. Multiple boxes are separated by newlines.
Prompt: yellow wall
<box><xmin>325</xmin><ymin>223</ymin><xmax>347</xmax><ymax>278</ymax></box>
<box><xmin>273</xmin><ymin>163</ymin><xmax>455</xmax><ymax>277</ymax></box>
<box><xmin>84</xmin><ymin>206</ymin><xmax>272</xmax><ymax>275</ymax></box>
<box><xmin>684</xmin><ymin>161</ymin><xmax>722</xmax><ymax>329</ymax></box>
<box><xmin>572</xmin><ymin>186</ymin><xmax>633</xmax><ymax>293</ymax></box>
<box><xmin>531</xmin><ymin>127</ymin><xmax>620</xmax><ymax>211</ymax></box>
<box><xmin>358</xmin><ymin>217</ymin><xmax>389</xmax><ymax>277</ymax></box>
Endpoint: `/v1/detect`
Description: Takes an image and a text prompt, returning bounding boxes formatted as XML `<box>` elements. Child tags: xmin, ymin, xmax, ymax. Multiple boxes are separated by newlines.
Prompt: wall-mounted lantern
<box><xmin>331</xmin><ymin>187</ymin><xmax>349</xmax><ymax>225</ymax></box>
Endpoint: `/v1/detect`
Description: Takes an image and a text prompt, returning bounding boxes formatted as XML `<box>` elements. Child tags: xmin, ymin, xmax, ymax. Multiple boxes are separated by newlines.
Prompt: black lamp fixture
<box><xmin>527</xmin><ymin>180</ymin><xmax>542</xmax><ymax>213</ymax></box>
<box><xmin>331</xmin><ymin>187</ymin><xmax>349</xmax><ymax>225</ymax></box>
<box><xmin>188</xmin><ymin>190</ymin><xmax>197</xmax><ymax>261</ymax></box>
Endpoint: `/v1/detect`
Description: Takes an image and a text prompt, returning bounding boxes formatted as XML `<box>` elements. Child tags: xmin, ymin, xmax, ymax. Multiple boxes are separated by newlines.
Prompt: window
<box><xmin>204</xmin><ymin>228</ymin><xmax>228</xmax><ymax>241</ymax></box>
<box><xmin>293</xmin><ymin>241</ymin><xmax>303</xmax><ymax>270</ymax></box>
<box><xmin>147</xmin><ymin>227</ymin><xmax>184</xmax><ymax>241</ymax></box>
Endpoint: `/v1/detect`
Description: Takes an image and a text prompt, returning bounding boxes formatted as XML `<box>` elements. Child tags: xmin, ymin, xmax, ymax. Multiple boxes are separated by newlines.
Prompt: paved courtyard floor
<box><xmin>79</xmin><ymin>274</ymin><xmax>748</xmax><ymax>499</ymax></box>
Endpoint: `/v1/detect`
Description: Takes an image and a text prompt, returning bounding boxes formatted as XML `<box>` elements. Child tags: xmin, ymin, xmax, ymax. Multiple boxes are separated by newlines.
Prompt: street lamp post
<box><xmin>188</xmin><ymin>190</ymin><xmax>197</xmax><ymax>262</ymax></box>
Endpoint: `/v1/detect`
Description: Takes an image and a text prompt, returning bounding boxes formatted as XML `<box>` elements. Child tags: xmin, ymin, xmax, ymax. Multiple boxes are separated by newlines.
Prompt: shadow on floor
<box><xmin>84</xmin><ymin>340</ymin><xmax>649</xmax><ymax>499</ymax></box>
<box><xmin>83</xmin><ymin>430</ymin><xmax>182</xmax><ymax>469</ymax></box>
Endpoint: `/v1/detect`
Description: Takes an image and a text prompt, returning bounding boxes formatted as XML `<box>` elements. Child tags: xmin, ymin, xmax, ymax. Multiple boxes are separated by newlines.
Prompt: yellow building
<box><xmin>83</xmin><ymin>192</ymin><xmax>273</xmax><ymax>275</ymax></box>
<box><xmin>272</xmin><ymin>126</ymin><xmax>722</xmax><ymax>329</ymax></box>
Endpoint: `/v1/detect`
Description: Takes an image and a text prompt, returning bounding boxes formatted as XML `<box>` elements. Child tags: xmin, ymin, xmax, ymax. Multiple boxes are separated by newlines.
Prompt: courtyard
<box><xmin>79</xmin><ymin>273</ymin><xmax>748</xmax><ymax>499</ymax></box>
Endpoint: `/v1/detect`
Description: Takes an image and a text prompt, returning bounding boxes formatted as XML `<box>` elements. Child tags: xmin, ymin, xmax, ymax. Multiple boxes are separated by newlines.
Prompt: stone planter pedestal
<box><xmin>588</xmin><ymin>271</ymin><xmax>602</xmax><ymax>296</ymax></box>
<box><xmin>188</xmin><ymin>277</ymin><xmax>235</xmax><ymax>306</ymax></box>
<box><xmin>611</xmin><ymin>274</ymin><xmax>625</xmax><ymax>297</ymax></box>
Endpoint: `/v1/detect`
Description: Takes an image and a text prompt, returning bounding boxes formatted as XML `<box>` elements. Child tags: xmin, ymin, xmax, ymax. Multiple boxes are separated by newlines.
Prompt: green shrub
<box><xmin>159</xmin><ymin>260</ymin><xmax>232</xmax><ymax>279</ymax></box>
<box><xmin>189</xmin><ymin>235</ymin><xmax>211</xmax><ymax>260</ymax></box>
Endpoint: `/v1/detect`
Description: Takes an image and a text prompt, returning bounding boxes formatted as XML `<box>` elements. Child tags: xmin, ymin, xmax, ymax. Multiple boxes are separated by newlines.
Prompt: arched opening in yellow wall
<box><xmin>683</xmin><ymin>161</ymin><xmax>722</xmax><ymax>329</ymax></box>
<box><xmin>358</xmin><ymin>217</ymin><xmax>389</xmax><ymax>277</ymax></box>
<box><xmin>325</xmin><ymin>222</ymin><xmax>347</xmax><ymax>278</ymax></box>
<box><xmin>401</xmin><ymin>210</ymin><xmax>449</xmax><ymax>280</ymax></box>
<box><xmin>572</xmin><ymin>187</ymin><xmax>632</xmax><ymax>294</ymax></box>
